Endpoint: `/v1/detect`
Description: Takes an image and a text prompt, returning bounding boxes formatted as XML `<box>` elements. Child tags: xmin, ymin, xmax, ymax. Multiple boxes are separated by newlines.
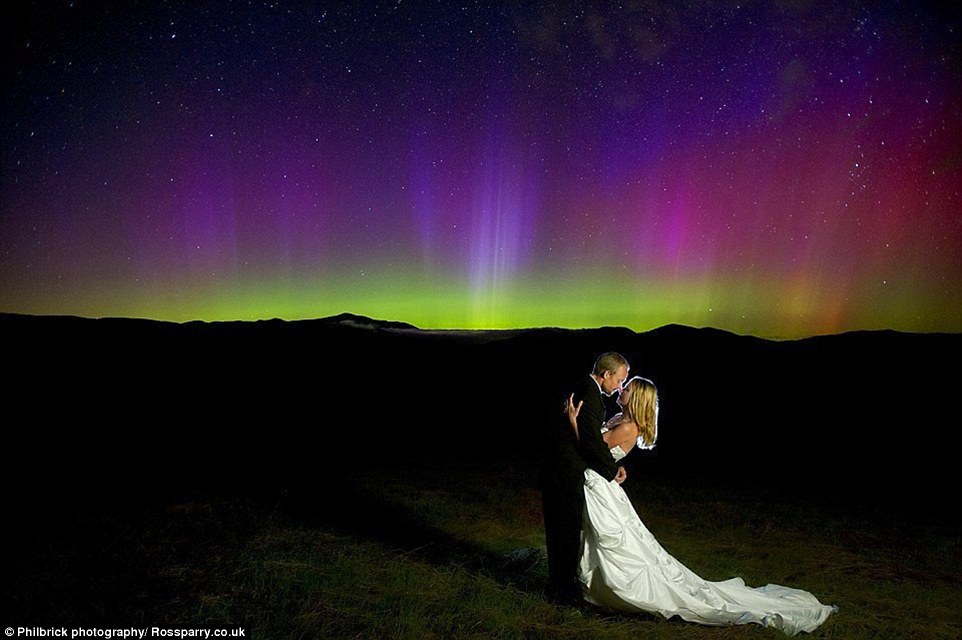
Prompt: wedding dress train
<box><xmin>578</xmin><ymin>462</ymin><xmax>837</xmax><ymax>636</ymax></box>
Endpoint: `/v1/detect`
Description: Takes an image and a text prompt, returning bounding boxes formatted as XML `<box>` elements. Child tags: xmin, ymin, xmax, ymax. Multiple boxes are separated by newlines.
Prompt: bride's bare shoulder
<box><xmin>603</xmin><ymin>415</ymin><xmax>640</xmax><ymax>448</ymax></box>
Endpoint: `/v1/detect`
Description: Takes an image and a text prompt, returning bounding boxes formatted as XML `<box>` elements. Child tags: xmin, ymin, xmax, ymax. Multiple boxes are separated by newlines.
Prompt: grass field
<box><xmin>8</xmin><ymin>457</ymin><xmax>961</xmax><ymax>639</ymax></box>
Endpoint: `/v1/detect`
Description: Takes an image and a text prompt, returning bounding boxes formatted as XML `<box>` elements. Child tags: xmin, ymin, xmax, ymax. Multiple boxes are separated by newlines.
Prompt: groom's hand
<box><xmin>614</xmin><ymin>466</ymin><xmax>627</xmax><ymax>484</ymax></box>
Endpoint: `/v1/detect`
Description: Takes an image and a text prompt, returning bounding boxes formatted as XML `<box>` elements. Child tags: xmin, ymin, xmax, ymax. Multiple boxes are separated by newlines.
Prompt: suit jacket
<box><xmin>542</xmin><ymin>375</ymin><xmax>620</xmax><ymax>491</ymax></box>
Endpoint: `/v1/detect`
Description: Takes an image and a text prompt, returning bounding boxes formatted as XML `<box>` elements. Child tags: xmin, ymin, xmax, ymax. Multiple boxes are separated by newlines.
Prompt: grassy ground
<box><xmin>7</xmin><ymin>458</ymin><xmax>961</xmax><ymax>639</ymax></box>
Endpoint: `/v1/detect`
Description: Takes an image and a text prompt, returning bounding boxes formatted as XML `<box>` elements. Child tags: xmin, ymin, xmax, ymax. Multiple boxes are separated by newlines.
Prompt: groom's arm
<box><xmin>573</xmin><ymin>388</ymin><xmax>620</xmax><ymax>483</ymax></box>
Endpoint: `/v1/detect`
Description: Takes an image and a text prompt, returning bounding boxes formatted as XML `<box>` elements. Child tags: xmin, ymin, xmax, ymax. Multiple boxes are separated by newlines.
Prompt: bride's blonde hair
<box><xmin>622</xmin><ymin>377</ymin><xmax>658</xmax><ymax>449</ymax></box>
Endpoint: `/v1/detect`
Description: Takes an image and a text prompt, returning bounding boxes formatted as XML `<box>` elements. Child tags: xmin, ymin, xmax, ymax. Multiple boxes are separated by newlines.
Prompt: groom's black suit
<box><xmin>541</xmin><ymin>374</ymin><xmax>620</xmax><ymax>600</ymax></box>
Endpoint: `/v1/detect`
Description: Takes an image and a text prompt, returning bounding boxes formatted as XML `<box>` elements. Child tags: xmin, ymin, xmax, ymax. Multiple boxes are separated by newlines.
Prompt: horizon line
<box><xmin>2</xmin><ymin>310</ymin><xmax>957</xmax><ymax>342</ymax></box>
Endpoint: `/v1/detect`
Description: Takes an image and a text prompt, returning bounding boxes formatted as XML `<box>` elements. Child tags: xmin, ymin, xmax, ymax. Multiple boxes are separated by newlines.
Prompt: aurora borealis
<box><xmin>2</xmin><ymin>2</ymin><xmax>960</xmax><ymax>337</ymax></box>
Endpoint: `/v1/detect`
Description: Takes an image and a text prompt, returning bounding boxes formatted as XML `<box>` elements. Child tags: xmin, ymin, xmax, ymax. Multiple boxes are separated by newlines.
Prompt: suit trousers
<box><xmin>541</xmin><ymin>477</ymin><xmax>584</xmax><ymax>597</ymax></box>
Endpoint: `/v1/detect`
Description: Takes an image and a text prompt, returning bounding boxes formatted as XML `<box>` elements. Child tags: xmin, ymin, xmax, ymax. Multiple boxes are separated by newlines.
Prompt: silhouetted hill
<box><xmin>3</xmin><ymin>312</ymin><xmax>959</xmax><ymax>521</ymax></box>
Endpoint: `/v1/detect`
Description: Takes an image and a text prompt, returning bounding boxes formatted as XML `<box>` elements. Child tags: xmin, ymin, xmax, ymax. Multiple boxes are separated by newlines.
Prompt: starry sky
<box><xmin>2</xmin><ymin>1</ymin><xmax>960</xmax><ymax>337</ymax></box>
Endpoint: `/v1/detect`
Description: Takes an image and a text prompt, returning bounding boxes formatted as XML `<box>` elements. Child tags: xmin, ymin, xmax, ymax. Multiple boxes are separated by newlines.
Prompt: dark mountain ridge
<box><xmin>3</xmin><ymin>312</ymin><xmax>959</xmax><ymax>519</ymax></box>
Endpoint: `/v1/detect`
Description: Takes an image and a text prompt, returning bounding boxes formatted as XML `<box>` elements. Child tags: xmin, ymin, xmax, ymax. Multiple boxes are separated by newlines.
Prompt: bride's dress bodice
<box><xmin>608</xmin><ymin>444</ymin><xmax>627</xmax><ymax>462</ymax></box>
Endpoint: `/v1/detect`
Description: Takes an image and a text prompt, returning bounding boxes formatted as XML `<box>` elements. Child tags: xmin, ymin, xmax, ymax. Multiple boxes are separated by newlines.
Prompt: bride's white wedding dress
<box><xmin>578</xmin><ymin>434</ymin><xmax>837</xmax><ymax>636</ymax></box>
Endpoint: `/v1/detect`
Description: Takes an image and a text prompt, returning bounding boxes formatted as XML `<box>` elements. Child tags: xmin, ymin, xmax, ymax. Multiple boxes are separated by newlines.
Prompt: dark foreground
<box><xmin>6</xmin><ymin>455</ymin><xmax>961</xmax><ymax>639</ymax></box>
<box><xmin>3</xmin><ymin>314</ymin><xmax>961</xmax><ymax>637</ymax></box>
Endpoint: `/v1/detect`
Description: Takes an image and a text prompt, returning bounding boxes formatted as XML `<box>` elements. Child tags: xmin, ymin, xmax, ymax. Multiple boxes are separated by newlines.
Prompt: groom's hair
<box><xmin>592</xmin><ymin>352</ymin><xmax>628</xmax><ymax>376</ymax></box>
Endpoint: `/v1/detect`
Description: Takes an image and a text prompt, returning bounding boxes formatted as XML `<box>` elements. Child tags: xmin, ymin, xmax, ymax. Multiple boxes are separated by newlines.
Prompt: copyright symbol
<box><xmin>5</xmin><ymin>628</ymin><xmax>14</xmax><ymax>637</ymax></box>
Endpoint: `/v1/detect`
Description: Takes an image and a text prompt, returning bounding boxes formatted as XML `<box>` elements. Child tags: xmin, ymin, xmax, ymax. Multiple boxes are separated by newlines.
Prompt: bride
<box><xmin>566</xmin><ymin>376</ymin><xmax>837</xmax><ymax>636</ymax></box>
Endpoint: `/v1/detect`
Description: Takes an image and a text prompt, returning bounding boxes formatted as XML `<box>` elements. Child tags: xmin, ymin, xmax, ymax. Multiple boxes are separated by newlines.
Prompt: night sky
<box><xmin>2</xmin><ymin>1</ymin><xmax>960</xmax><ymax>337</ymax></box>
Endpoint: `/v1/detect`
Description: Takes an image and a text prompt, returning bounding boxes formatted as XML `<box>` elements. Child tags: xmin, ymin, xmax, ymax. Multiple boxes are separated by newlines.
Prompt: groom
<box><xmin>541</xmin><ymin>352</ymin><xmax>629</xmax><ymax>605</ymax></box>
